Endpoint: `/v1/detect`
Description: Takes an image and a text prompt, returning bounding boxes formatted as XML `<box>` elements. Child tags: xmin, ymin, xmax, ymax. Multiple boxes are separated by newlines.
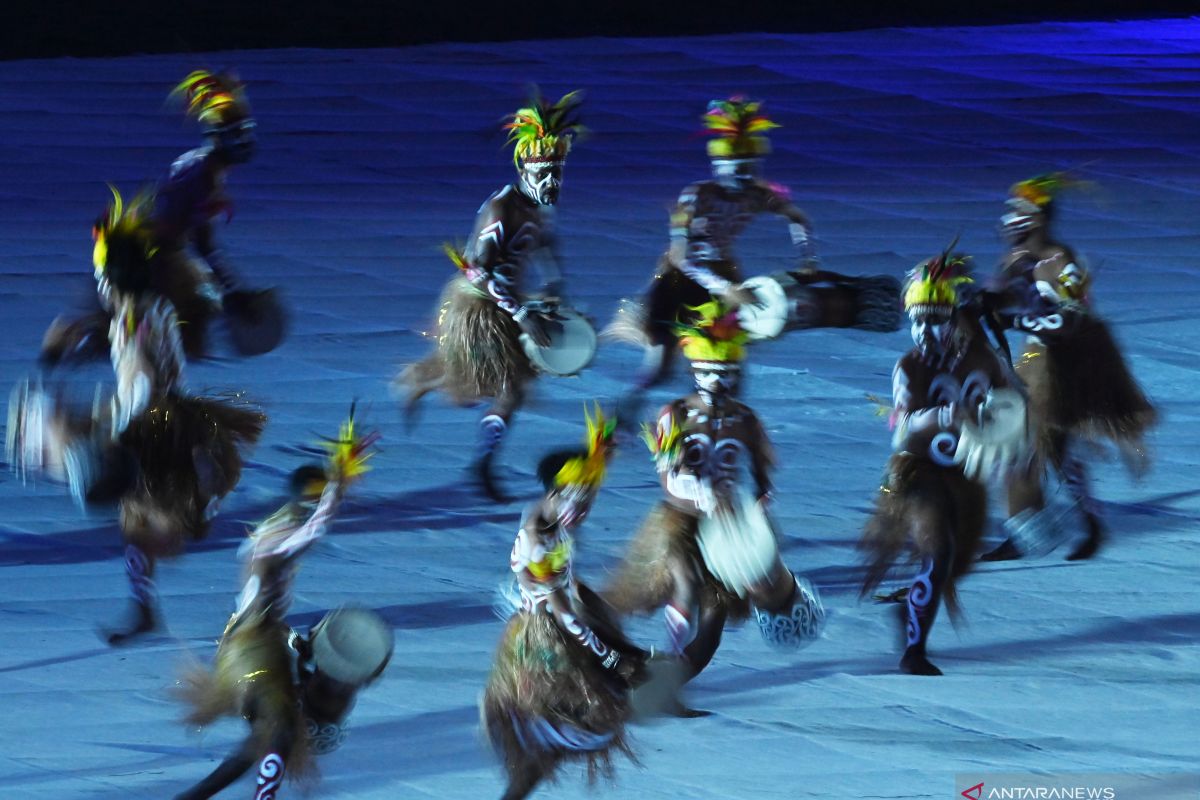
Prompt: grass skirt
<box><xmin>119</xmin><ymin>392</ymin><xmax>264</xmax><ymax>554</ymax></box>
<box><xmin>859</xmin><ymin>453</ymin><xmax>987</xmax><ymax>618</ymax></box>
<box><xmin>482</xmin><ymin>591</ymin><xmax>635</xmax><ymax>787</ymax></box>
<box><xmin>179</xmin><ymin>617</ymin><xmax>314</xmax><ymax>781</ymax></box>
<box><xmin>606</xmin><ymin>501</ymin><xmax>751</xmax><ymax>623</ymax></box>
<box><xmin>1018</xmin><ymin>313</ymin><xmax>1156</xmax><ymax>451</ymax></box>
<box><xmin>400</xmin><ymin>277</ymin><xmax>535</xmax><ymax>406</ymax></box>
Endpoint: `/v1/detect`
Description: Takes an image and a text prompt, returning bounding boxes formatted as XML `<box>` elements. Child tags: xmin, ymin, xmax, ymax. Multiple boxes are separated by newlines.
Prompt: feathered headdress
<box><xmin>641</xmin><ymin>411</ymin><xmax>683</xmax><ymax>470</ymax></box>
<box><xmin>1008</xmin><ymin>172</ymin><xmax>1076</xmax><ymax>210</ymax></box>
<box><xmin>442</xmin><ymin>241</ymin><xmax>469</xmax><ymax>272</ymax></box>
<box><xmin>703</xmin><ymin>96</ymin><xmax>779</xmax><ymax>159</ymax></box>
<box><xmin>319</xmin><ymin>406</ymin><xmax>381</xmax><ymax>486</ymax></box>
<box><xmin>903</xmin><ymin>243</ymin><xmax>974</xmax><ymax>316</ymax></box>
<box><xmin>170</xmin><ymin>70</ymin><xmax>252</xmax><ymax>132</ymax></box>
<box><xmin>92</xmin><ymin>185</ymin><xmax>157</xmax><ymax>282</ymax></box>
<box><xmin>677</xmin><ymin>300</ymin><xmax>750</xmax><ymax>363</ymax></box>
<box><xmin>505</xmin><ymin>90</ymin><xmax>584</xmax><ymax>165</ymax></box>
<box><xmin>554</xmin><ymin>404</ymin><xmax>617</xmax><ymax>490</ymax></box>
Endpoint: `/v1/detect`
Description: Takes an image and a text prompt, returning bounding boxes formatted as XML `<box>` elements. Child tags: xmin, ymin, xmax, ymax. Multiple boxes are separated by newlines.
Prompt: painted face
<box><xmin>553</xmin><ymin>483</ymin><xmax>594</xmax><ymax>529</ymax></box>
<box><xmin>711</xmin><ymin>158</ymin><xmax>761</xmax><ymax>186</ymax></box>
<box><xmin>692</xmin><ymin>361</ymin><xmax>740</xmax><ymax>403</ymax></box>
<box><xmin>1000</xmin><ymin>198</ymin><xmax>1042</xmax><ymax>245</ymax></box>
<box><xmin>211</xmin><ymin>119</ymin><xmax>257</xmax><ymax>164</ymax></box>
<box><xmin>519</xmin><ymin>160</ymin><xmax>564</xmax><ymax>205</ymax></box>
<box><xmin>909</xmin><ymin>309</ymin><xmax>953</xmax><ymax>357</ymax></box>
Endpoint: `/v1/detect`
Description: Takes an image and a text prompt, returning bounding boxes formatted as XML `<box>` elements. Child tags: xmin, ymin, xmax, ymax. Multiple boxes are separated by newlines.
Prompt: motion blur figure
<box><xmin>607</xmin><ymin>303</ymin><xmax>825</xmax><ymax>693</ymax></box>
<box><xmin>860</xmin><ymin>249</ymin><xmax>1029</xmax><ymax>675</ymax></box>
<box><xmin>176</xmin><ymin>416</ymin><xmax>391</xmax><ymax>799</ymax></box>
<box><xmin>482</xmin><ymin>407</ymin><xmax>647</xmax><ymax>800</ymax></box>
<box><xmin>979</xmin><ymin>174</ymin><xmax>1157</xmax><ymax>562</ymax></box>
<box><xmin>41</xmin><ymin>70</ymin><xmax>284</xmax><ymax>364</ymax></box>
<box><xmin>606</xmin><ymin>96</ymin><xmax>899</xmax><ymax>423</ymax></box>
<box><xmin>9</xmin><ymin>188</ymin><xmax>264</xmax><ymax>644</ymax></box>
<box><xmin>399</xmin><ymin>91</ymin><xmax>586</xmax><ymax>501</ymax></box>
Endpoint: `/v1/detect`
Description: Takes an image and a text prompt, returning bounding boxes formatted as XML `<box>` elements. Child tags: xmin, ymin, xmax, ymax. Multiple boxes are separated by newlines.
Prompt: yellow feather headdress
<box><xmin>319</xmin><ymin>406</ymin><xmax>381</xmax><ymax>485</ymax></box>
<box><xmin>1008</xmin><ymin>172</ymin><xmax>1078</xmax><ymax>209</ymax></box>
<box><xmin>505</xmin><ymin>90</ymin><xmax>584</xmax><ymax>166</ymax></box>
<box><xmin>903</xmin><ymin>243</ymin><xmax>974</xmax><ymax>315</ymax></box>
<box><xmin>92</xmin><ymin>185</ymin><xmax>157</xmax><ymax>277</ymax></box>
<box><xmin>641</xmin><ymin>411</ymin><xmax>682</xmax><ymax>467</ymax></box>
<box><xmin>676</xmin><ymin>300</ymin><xmax>750</xmax><ymax>363</ymax></box>
<box><xmin>170</xmin><ymin>70</ymin><xmax>252</xmax><ymax>131</ymax></box>
<box><xmin>703</xmin><ymin>96</ymin><xmax>779</xmax><ymax>159</ymax></box>
<box><xmin>554</xmin><ymin>404</ymin><xmax>616</xmax><ymax>490</ymax></box>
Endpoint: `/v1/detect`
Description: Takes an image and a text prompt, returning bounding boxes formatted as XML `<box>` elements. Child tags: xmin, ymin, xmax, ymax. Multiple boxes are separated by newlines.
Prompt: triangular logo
<box><xmin>961</xmin><ymin>782</ymin><xmax>984</xmax><ymax>800</ymax></box>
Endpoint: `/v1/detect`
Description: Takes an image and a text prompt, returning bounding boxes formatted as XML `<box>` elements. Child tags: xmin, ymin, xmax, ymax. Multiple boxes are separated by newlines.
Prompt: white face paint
<box><xmin>910</xmin><ymin>312</ymin><xmax>952</xmax><ymax>357</ymax></box>
<box><xmin>711</xmin><ymin>158</ymin><xmax>761</xmax><ymax>186</ymax></box>
<box><xmin>692</xmin><ymin>362</ymin><xmax>740</xmax><ymax>403</ymax></box>
<box><xmin>554</xmin><ymin>484</ymin><xmax>593</xmax><ymax>529</ymax></box>
<box><xmin>1000</xmin><ymin>198</ymin><xmax>1041</xmax><ymax>245</ymax></box>
<box><xmin>519</xmin><ymin>160</ymin><xmax>564</xmax><ymax>205</ymax></box>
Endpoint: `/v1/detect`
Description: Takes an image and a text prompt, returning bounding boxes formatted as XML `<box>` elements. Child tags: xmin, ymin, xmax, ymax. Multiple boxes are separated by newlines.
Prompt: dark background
<box><xmin>6</xmin><ymin>0</ymin><xmax>1197</xmax><ymax>60</ymax></box>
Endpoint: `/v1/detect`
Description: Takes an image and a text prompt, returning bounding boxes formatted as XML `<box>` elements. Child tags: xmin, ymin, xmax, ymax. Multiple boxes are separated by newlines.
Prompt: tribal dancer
<box><xmin>175</xmin><ymin>416</ymin><xmax>390</xmax><ymax>800</ymax></box>
<box><xmin>978</xmin><ymin>174</ymin><xmax>1157</xmax><ymax>562</ymax></box>
<box><xmin>42</xmin><ymin>70</ymin><xmax>279</xmax><ymax>364</ymax></box>
<box><xmin>860</xmin><ymin>249</ymin><xmax>1029</xmax><ymax>675</ymax></box>
<box><xmin>9</xmin><ymin>188</ymin><xmax>264</xmax><ymax>644</ymax></box>
<box><xmin>483</xmin><ymin>406</ymin><xmax>647</xmax><ymax>800</ymax></box>
<box><xmin>400</xmin><ymin>91</ymin><xmax>584</xmax><ymax>501</ymax></box>
<box><xmin>607</xmin><ymin>303</ymin><xmax>825</xmax><ymax>686</ymax></box>
<box><xmin>606</xmin><ymin>96</ymin><xmax>899</xmax><ymax>422</ymax></box>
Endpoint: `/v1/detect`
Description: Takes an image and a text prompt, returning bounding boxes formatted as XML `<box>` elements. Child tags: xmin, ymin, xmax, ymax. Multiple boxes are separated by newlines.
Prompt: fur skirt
<box><xmin>605</xmin><ymin>501</ymin><xmax>751</xmax><ymax>623</ymax></box>
<box><xmin>482</xmin><ymin>587</ymin><xmax>635</xmax><ymax>786</ymax></box>
<box><xmin>179</xmin><ymin>617</ymin><xmax>314</xmax><ymax>780</ymax></box>
<box><xmin>858</xmin><ymin>453</ymin><xmax>987</xmax><ymax>618</ymax></box>
<box><xmin>400</xmin><ymin>277</ymin><xmax>536</xmax><ymax>406</ymax></box>
<box><xmin>119</xmin><ymin>392</ymin><xmax>264</xmax><ymax>554</ymax></box>
<box><xmin>1019</xmin><ymin>314</ymin><xmax>1156</xmax><ymax>449</ymax></box>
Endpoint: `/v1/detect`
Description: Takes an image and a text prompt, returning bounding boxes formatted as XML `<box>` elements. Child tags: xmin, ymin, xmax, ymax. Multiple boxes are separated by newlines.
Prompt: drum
<box><xmin>309</xmin><ymin>606</ymin><xmax>395</xmax><ymax>687</ymax></box>
<box><xmin>737</xmin><ymin>270</ymin><xmax>903</xmax><ymax>340</ymax></box>
<box><xmin>736</xmin><ymin>272</ymin><xmax>817</xmax><ymax>341</ymax></box>
<box><xmin>520</xmin><ymin>306</ymin><xmax>597</xmax><ymax>377</ymax></box>
<box><xmin>954</xmin><ymin>388</ymin><xmax>1031</xmax><ymax>481</ymax></box>
<box><xmin>696</xmin><ymin>489</ymin><xmax>781</xmax><ymax>598</ymax></box>
<box><xmin>224</xmin><ymin>287</ymin><xmax>288</xmax><ymax>356</ymax></box>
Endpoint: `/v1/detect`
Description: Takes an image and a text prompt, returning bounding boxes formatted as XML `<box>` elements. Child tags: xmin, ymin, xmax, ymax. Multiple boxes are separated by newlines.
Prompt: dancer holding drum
<box><xmin>977</xmin><ymin>173</ymin><xmax>1156</xmax><ymax>562</ymax></box>
<box><xmin>9</xmin><ymin>187</ymin><xmax>264</xmax><ymax>644</ymax></box>
<box><xmin>399</xmin><ymin>90</ymin><xmax>593</xmax><ymax>502</ymax></box>
<box><xmin>41</xmin><ymin>69</ymin><xmax>286</xmax><ymax>364</ymax></box>
<box><xmin>175</xmin><ymin>413</ymin><xmax>390</xmax><ymax>800</ymax></box>
<box><xmin>606</xmin><ymin>96</ymin><xmax>899</xmax><ymax>421</ymax></box>
<box><xmin>606</xmin><ymin>302</ymin><xmax>825</xmax><ymax>687</ymax></box>
<box><xmin>859</xmin><ymin>247</ymin><xmax>1031</xmax><ymax>676</ymax></box>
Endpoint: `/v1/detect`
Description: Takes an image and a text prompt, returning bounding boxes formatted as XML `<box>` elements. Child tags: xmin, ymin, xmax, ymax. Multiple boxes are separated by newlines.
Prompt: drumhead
<box><xmin>310</xmin><ymin>606</ymin><xmax>395</xmax><ymax>687</ymax></box>
<box><xmin>736</xmin><ymin>275</ymin><xmax>789</xmax><ymax>341</ymax></box>
<box><xmin>225</xmin><ymin>288</ymin><xmax>288</xmax><ymax>356</ymax></box>
<box><xmin>521</xmin><ymin>308</ymin><xmax>597</xmax><ymax>377</ymax></box>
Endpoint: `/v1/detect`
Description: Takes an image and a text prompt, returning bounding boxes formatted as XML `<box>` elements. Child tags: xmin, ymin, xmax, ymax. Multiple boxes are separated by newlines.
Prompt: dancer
<box><xmin>175</xmin><ymin>414</ymin><xmax>388</xmax><ymax>800</ymax></box>
<box><xmin>979</xmin><ymin>174</ymin><xmax>1156</xmax><ymax>561</ymax></box>
<box><xmin>482</xmin><ymin>406</ymin><xmax>647</xmax><ymax>800</ymax></box>
<box><xmin>41</xmin><ymin>69</ymin><xmax>282</xmax><ymax>363</ymax></box>
<box><xmin>606</xmin><ymin>302</ymin><xmax>825</xmax><ymax>686</ymax></box>
<box><xmin>399</xmin><ymin>90</ymin><xmax>585</xmax><ymax>501</ymax></box>
<box><xmin>606</xmin><ymin>96</ymin><xmax>899</xmax><ymax>422</ymax></box>
<box><xmin>860</xmin><ymin>248</ymin><xmax>1029</xmax><ymax>675</ymax></box>
<box><xmin>9</xmin><ymin>187</ymin><xmax>264</xmax><ymax>644</ymax></box>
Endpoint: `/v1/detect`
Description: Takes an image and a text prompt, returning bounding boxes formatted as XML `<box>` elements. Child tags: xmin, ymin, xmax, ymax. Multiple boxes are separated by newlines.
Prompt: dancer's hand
<box><xmin>514</xmin><ymin>307</ymin><xmax>551</xmax><ymax>347</ymax></box>
<box><xmin>720</xmin><ymin>284</ymin><xmax>758</xmax><ymax>309</ymax></box>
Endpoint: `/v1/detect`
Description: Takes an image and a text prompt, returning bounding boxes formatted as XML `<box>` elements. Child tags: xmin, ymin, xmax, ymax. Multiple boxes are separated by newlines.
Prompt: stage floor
<box><xmin>1</xmin><ymin>18</ymin><xmax>1197</xmax><ymax>799</ymax></box>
